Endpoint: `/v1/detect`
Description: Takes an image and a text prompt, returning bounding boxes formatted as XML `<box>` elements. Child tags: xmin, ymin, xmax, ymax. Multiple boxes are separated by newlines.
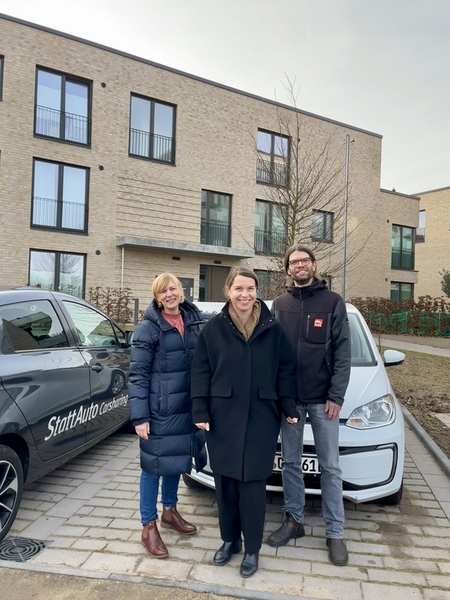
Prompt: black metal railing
<box><xmin>129</xmin><ymin>128</ymin><xmax>175</xmax><ymax>163</ymax></box>
<box><xmin>200</xmin><ymin>220</ymin><xmax>230</xmax><ymax>247</ymax></box>
<box><xmin>254</xmin><ymin>228</ymin><xmax>285</xmax><ymax>255</ymax></box>
<box><xmin>35</xmin><ymin>105</ymin><xmax>89</xmax><ymax>144</ymax></box>
<box><xmin>32</xmin><ymin>197</ymin><xmax>86</xmax><ymax>231</ymax></box>
<box><xmin>256</xmin><ymin>157</ymin><xmax>288</xmax><ymax>187</ymax></box>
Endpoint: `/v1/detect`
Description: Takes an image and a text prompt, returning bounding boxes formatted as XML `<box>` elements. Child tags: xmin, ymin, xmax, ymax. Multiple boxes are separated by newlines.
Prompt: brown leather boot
<box><xmin>141</xmin><ymin>521</ymin><xmax>169</xmax><ymax>558</ymax></box>
<box><xmin>161</xmin><ymin>504</ymin><xmax>197</xmax><ymax>535</ymax></box>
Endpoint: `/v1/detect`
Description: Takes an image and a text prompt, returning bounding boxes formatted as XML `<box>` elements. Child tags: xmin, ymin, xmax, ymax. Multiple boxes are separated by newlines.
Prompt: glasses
<box><xmin>289</xmin><ymin>257</ymin><xmax>312</xmax><ymax>267</ymax></box>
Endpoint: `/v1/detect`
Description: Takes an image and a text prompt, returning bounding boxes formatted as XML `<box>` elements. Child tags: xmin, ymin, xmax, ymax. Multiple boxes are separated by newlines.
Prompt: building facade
<box><xmin>0</xmin><ymin>14</ymin><xmax>419</xmax><ymax>307</ymax></box>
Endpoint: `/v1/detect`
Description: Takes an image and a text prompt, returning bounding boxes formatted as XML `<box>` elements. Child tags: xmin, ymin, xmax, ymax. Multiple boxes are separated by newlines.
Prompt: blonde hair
<box><xmin>152</xmin><ymin>273</ymin><xmax>185</xmax><ymax>306</ymax></box>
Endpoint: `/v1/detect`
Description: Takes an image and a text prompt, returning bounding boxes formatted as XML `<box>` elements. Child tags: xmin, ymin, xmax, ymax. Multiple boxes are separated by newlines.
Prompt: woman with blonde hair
<box><xmin>129</xmin><ymin>272</ymin><xmax>203</xmax><ymax>558</ymax></box>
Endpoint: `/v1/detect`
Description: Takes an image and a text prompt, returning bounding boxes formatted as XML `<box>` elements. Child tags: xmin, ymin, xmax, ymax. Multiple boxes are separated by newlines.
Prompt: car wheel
<box><xmin>382</xmin><ymin>481</ymin><xmax>403</xmax><ymax>505</ymax></box>
<box><xmin>182</xmin><ymin>473</ymin><xmax>203</xmax><ymax>489</ymax></box>
<box><xmin>0</xmin><ymin>445</ymin><xmax>24</xmax><ymax>543</ymax></box>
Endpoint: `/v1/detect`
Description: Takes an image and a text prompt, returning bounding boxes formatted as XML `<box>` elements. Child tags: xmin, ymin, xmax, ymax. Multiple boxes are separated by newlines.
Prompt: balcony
<box><xmin>32</xmin><ymin>197</ymin><xmax>86</xmax><ymax>231</ymax></box>
<box><xmin>35</xmin><ymin>105</ymin><xmax>89</xmax><ymax>144</ymax></box>
<box><xmin>254</xmin><ymin>228</ymin><xmax>285</xmax><ymax>255</ymax></box>
<box><xmin>201</xmin><ymin>220</ymin><xmax>230</xmax><ymax>247</ymax></box>
<box><xmin>256</xmin><ymin>158</ymin><xmax>288</xmax><ymax>187</ymax></box>
<box><xmin>129</xmin><ymin>128</ymin><xmax>175</xmax><ymax>163</ymax></box>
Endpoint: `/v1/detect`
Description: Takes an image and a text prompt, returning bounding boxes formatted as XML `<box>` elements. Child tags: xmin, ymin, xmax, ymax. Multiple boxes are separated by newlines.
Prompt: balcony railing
<box><xmin>254</xmin><ymin>228</ymin><xmax>285</xmax><ymax>255</ymax></box>
<box><xmin>200</xmin><ymin>220</ymin><xmax>230</xmax><ymax>247</ymax></box>
<box><xmin>35</xmin><ymin>105</ymin><xmax>89</xmax><ymax>144</ymax></box>
<box><xmin>256</xmin><ymin>157</ymin><xmax>288</xmax><ymax>187</ymax></box>
<box><xmin>129</xmin><ymin>128</ymin><xmax>175</xmax><ymax>163</ymax></box>
<box><xmin>32</xmin><ymin>197</ymin><xmax>86</xmax><ymax>231</ymax></box>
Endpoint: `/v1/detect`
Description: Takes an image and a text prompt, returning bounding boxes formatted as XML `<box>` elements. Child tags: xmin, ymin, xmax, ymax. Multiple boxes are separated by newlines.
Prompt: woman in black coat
<box><xmin>192</xmin><ymin>266</ymin><xmax>298</xmax><ymax>578</ymax></box>
<box><xmin>129</xmin><ymin>273</ymin><xmax>202</xmax><ymax>559</ymax></box>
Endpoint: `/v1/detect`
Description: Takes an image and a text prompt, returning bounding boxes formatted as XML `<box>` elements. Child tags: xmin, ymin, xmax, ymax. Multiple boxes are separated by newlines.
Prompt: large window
<box><xmin>129</xmin><ymin>94</ymin><xmax>175</xmax><ymax>163</ymax></box>
<box><xmin>416</xmin><ymin>210</ymin><xmax>426</xmax><ymax>243</ymax></box>
<box><xmin>201</xmin><ymin>190</ymin><xmax>231</xmax><ymax>247</ymax></box>
<box><xmin>0</xmin><ymin>55</ymin><xmax>4</xmax><ymax>100</ymax></box>
<box><xmin>254</xmin><ymin>200</ymin><xmax>285</xmax><ymax>255</ymax></box>
<box><xmin>29</xmin><ymin>250</ymin><xmax>86</xmax><ymax>298</ymax></box>
<box><xmin>256</xmin><ymin>129</ymin><xmax>289</xmax><ymax>187</ymax></box>
<box><xmin>35</xmin><ymin>68</ymin><xmax>91</xmax><ymax>145</ymax></box>
<box><xmin>391</xmin><ymin>225</ymin><xmax>414</xmax><ymax>269</ymax></box>
<box><xmin>254</xmin><ymin>269</ymin><xmax>279</xmax><ymax>300</ymax></box>
<box><xmin>32</xmin><ymin>160</ymin><xmax>88</xmax><ymax>232</ymax></box>
<box><xmin>312</xmin><ymin>210</ymin><xmax>334</xmax><ymax>243</ymax></box>
<box><xmin>391</xmin><ymin>282</ymin><xmax>414</xmax><ymax>301</ymax></box>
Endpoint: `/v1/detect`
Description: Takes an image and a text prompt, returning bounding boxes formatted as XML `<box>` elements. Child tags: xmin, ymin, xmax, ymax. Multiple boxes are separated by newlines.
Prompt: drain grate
<box><xmin>0</xmin><ymin>537</ymin><xmax>47</xmax><ymax>562</ymax></box>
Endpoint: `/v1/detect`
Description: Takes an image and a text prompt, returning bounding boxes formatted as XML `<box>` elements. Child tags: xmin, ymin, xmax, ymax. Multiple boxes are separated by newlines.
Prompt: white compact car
<box><xmin>184</xmin><ymin>301</ymin><xmax>405</xmax><ymax>505</ymax></box>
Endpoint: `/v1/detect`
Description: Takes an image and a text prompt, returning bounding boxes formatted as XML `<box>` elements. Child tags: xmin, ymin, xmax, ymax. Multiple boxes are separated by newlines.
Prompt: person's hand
<box><xmin>195</xmin><ymin>422</ymin><xmax>210</xmax><ymax>431</ymax></box>
<box><xmin>325</xmin><ymin>400</ymin><xmax>341</xmax><ymax>420</ymax></box>
<box><xmin>286</xmin><ymin>416</ymin><xmax>298</xmax><ymax>424</ymax></box>
<box><xmin>135</xmin><ymin>422</ymin><xmax>150</xmax><ymax>440</ymax></box>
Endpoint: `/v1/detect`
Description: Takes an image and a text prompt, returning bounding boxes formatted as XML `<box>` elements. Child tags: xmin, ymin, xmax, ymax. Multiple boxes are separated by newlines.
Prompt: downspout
<box><xmin>121</xmin><ymin>246</ymin><xmax>124</xmax><ymax>289</ymax></box>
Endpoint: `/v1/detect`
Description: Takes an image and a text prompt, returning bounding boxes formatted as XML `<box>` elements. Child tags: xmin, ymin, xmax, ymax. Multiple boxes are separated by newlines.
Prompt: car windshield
<box><xmin>348</xmin><ymin>312</ymin><xmax>376</xmax><ymax>366</ymax></box>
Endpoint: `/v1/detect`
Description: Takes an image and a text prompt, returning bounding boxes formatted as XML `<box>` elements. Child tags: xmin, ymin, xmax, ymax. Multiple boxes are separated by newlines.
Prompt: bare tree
<box><xmin>251</xmin><ymin>76</ymin><xmax>370</xmax><ymax>299</ymax></box>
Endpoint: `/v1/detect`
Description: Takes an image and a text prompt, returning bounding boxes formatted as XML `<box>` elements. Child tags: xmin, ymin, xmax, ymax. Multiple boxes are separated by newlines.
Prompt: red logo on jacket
<box><xmin>313</xmin><ymin>318</ymin><xmax>324</xmax><ymax>328</ymax></box>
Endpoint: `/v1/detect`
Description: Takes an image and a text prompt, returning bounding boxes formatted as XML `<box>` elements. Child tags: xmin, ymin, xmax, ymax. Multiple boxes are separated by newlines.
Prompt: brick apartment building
<box><xmin>0</xmin><ymin>13</ymin><xmax>420</xmax><ymax>306</ymax></box>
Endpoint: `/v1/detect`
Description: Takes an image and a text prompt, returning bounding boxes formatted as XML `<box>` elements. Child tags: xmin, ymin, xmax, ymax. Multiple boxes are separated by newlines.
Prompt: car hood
<box><xmin>339</xmin><ymin>361</ymin><xmax>394</xmax><ymax>419</ymax></box>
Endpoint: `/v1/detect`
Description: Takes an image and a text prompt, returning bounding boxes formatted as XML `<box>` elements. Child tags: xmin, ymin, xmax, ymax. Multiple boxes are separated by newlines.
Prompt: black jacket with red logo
<box><xmin>272</xmin><ymin>279</ymin><xmax>351</xmax><ymax>406</ymax></box>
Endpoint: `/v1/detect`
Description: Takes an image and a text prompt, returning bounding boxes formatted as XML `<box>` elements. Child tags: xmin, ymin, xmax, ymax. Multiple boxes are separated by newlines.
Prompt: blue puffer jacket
<box><xmin>128</xmin><ymin>299</ymin><xmax>203</xmax><ymax>476</ymax></box>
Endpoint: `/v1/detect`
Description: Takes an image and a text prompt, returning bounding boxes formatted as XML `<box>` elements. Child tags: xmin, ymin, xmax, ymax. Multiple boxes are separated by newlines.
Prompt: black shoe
<box><xmin>267</xmin><ymin>512</ymin><xmax>305</xmax><ymax>547</ymax></box>
<box><xmin>326</xmin><ymin>538</ymin><xmax>348</xmax><ymax>566</ymax></box>
<box><xmin>213</xmin><ymin>539</ymin><xmax>242</xmax><ymax>566</ymax></box>
<box><xmin>240</xmin><ymin>552</ymin><xmax>259</xmax><ymax>578</ymax></box>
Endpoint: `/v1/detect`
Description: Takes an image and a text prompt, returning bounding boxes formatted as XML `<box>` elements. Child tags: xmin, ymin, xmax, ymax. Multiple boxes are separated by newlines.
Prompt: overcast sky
<box><xmin>2</xmin><ymin>0</ymin><xmax>449</xmax><ymax>195</ymax></box>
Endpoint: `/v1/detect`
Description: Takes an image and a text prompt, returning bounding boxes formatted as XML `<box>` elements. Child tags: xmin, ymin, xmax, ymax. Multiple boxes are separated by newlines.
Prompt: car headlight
<box><xmin>346</xmin><ymin>394</ymin><xmax>396</xmax><ymax>429</ymax></box>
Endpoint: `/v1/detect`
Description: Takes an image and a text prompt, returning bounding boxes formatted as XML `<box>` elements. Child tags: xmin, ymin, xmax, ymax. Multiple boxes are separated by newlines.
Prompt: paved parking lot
<box><xmin>1</xmin><ymin>422</ymin><xmax>450</xmax><ymax>600</ymax></box>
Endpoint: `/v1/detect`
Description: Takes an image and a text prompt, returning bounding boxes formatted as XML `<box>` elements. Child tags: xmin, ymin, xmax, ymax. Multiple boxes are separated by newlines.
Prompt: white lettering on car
<box><xmin>43</xmin><ymin>395</ymin><xmax>128</xmax><ymax>441</ymax></box>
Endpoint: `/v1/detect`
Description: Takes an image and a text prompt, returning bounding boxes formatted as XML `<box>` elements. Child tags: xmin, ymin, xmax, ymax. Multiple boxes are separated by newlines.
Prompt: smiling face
<box><xmin>226</xmin><ymin>275</ymin><xmax>257</xmax><ymax>318</ymax></box>
<box><xmin>287</xmin><ymin>250</ymin><xmax>317</xmax><ymax>287</ymax></box>
<box><xmin>156</xmin><ymin>279</ymin><xmax>183</xmax><ymax>314</ymax></box>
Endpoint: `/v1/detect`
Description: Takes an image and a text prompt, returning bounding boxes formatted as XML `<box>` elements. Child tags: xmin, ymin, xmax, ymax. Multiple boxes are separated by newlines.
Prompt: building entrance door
<box><xmin>199</xmin><ymin>265</ymin><xmax>230</xmax><ymax>301</ymax></box>
<box><xmin>179</xmin><ymin>278</ymin><xmax>194</xmax><ymax>301</ymax></box>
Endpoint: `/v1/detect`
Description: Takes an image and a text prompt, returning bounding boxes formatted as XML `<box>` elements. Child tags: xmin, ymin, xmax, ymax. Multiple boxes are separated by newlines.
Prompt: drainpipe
<box><xmin>121</xmin><ymin>246</ymin><xmax>124</xmax><ymax>289</ymax></box>
<box><xmin>342</xmin><ymin>134</ymin><xmax>350</xmax><ymax>300</ymax></box>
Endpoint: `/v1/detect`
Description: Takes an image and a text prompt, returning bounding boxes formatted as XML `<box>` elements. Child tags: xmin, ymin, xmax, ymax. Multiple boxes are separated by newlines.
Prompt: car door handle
<box><xmin>91</xmin><ymin>364</ymin><xmax>104</xmax><ymax>372</ymax></box>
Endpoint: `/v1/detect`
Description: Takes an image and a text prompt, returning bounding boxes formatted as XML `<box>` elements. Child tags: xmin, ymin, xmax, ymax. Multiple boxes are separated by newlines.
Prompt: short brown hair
<box><xmin>223</xmin><ymin>266</ymin><xmax>258</xmax><ymax>297</ymax></box>
<box><xmin>152</xmin><ymin>272</ymin><xmax>185</xmax><ymax>304</ymax></box>
<box><xmin>283</xmin><ymin>245</ymin><xmax>316</xmax><ymax>274</ymax></box>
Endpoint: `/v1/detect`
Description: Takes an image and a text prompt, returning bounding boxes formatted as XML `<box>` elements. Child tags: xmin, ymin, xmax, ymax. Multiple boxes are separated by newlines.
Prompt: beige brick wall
<box><xmin>415</xmin><ymin>187</ymin><xmax>450</xmax><ymax>298</ymax></box>
<box><xmin>0</xmin><ymin>15</ymin><xmax>420</xmax><ymax>308</ymax></box>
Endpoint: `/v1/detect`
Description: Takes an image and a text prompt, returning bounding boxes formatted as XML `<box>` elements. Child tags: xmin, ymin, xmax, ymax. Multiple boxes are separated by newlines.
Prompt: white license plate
<box><xmin>273</xmin><ymin>455</ymin><xmax>320</xmax><ymax>474</ymax></box>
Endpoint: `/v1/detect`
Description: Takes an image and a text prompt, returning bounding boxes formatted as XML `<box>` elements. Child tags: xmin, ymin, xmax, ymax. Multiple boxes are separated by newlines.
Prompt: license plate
<box><xmin>273</xmin><ymin>455</ymin><xmax>320</xmax><ymax>474</ymax></box>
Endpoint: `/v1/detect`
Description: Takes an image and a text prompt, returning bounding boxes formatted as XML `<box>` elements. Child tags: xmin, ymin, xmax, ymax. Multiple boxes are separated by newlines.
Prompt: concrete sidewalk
<box><xmin>1</xmin><ymin>422</ymin><xmax>450</xmax><ymax>600</ymax></box>
<box><xmin>381</xmin><ymin>338</ymin><xmax>450</xmax><ymax>358</ymax></box>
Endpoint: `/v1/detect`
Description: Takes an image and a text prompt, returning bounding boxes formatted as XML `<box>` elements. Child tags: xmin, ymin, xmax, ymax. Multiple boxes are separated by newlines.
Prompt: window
<box><xmin>201</xmin><ymin>190</ymin><xmax>231</xmax><ymax>246</ymax></box>
<box><xmin>35</xmin><ymin>68</ymin><xmax>91</xmax><ymax>144</ymax></box>
<box><xmin>63</xmin><ymin>301</ymin><xmax>123</xmax><ymax>347</ymax></box>
<box><xmin>0</xmin><ymin>55</ymin><xmax>4</xmax><ymax>100</ymax></box>
<box><xmin>29</xmin><ymin>250</ymin><xmax>86</xmax><ymax>298</ymax></box>
<box><xmin>312</xmin><ymin>210</ymin><xmax>333</xmax><ymax>242</ymax></box>
<box><xmin>390</xmin><ymin>282</ymin><xmax>414</xmax><ymax>301</ymax></box>
<box><xmin>31</xmin><ymin>160</ymin><xmax>89</xmax><ymax>232</ymax></box>
<box><xmin>254</xmin><ymin>200</ymin><xmax>285</xmax><ymax>255</ymax></box>
<box><xmin>416</xmin><ymin>210</ymin><xmax>425</xmax><ymax>243</ymax></box>
<box><xmin>254</xmin><ymin>270</ymin><xmax>279</xmax><ymax>299</ymax></box>
<box><xmin>256</xmin><ymin>129</ymin><xmax>289</xmax><ymax>187</ymax></box>
<box><xmin>129</xmin><ymin>94</ymin><xmax>175</xmax><ymax>163</ymax></box>
<box><xmin>0</xmin><ymin>300</ymin><xmax>69</xmax><ymax>352</ymax></box>
<box><xmin>391</xmin><ymin>225</ymin><xmax>414</xmax><ymax>269</ymax></box>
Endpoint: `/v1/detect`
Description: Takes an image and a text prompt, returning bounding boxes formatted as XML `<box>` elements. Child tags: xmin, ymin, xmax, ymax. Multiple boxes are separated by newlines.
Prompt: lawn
<box><xmin>382</xmin><ymin>348</ymin><xmax>450</xmax><ymax>459</ymax></box>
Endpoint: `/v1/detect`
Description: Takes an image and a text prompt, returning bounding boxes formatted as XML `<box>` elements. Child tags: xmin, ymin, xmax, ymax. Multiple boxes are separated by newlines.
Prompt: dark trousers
<box><xmin>214</xmin><ymin>474</ymin><xmax>266</xmax><ymax>555</ymax></box>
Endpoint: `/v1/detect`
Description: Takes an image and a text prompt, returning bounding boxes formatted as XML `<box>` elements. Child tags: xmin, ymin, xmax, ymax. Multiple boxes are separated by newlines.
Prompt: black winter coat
<box><xmin>191</xmin><ymin>300</ymin><xmax>297</xmax><ymax>482</ymax></box>
<box><xmin>129</xmin><ymin>299</ymin><xmax>202</xmax><ymax>476</ymax></box>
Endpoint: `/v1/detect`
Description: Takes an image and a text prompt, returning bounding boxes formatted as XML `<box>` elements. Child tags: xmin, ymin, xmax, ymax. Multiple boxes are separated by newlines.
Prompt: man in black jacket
<box><xmin>267</xmin><ymin>245</ymin><xmax>351</xmax><ymax>566</ymax></box>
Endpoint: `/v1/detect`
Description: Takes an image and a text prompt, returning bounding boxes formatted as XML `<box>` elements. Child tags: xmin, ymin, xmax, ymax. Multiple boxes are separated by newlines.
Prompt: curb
<box><xmin>401</xmin><ymin>404</ymin><xmax>450</xmax><ymax>479</ymax></box>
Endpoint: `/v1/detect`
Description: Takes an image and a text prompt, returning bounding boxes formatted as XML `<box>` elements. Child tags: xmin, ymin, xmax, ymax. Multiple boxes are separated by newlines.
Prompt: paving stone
<box><xmin>362</xmin><ymin>582</ymin><xmax>425</xmax><ymax>599</ymax></box>
<box><xmin>71</xmin><ymin>538</ymin><xmax>108</xmax><ymax>551</ymax></box>
<box><xmin>81</xmin><ymin>552</ymin><xmax>138</xmax><ymax>573</ymax></box>
<box><xmin>51</xmin><ymin>525</ymin><xmax>88</xmax><ymax>537</ymax></box>
<box><xmin>20</xmin><ymin>516</ymin><xmax>66</xmax><ymax>539</ymax></box>
<box><xmin>31</xmin><ymin>548</ymin><xmax>91</xmax><ymax>568</ymax></box>
<box><xmin>425</xmin><ymin>573</ymin><xmax>450</xmax><ymax>589</ymax></box>
<box><xmin>303</xmin><ymin>576</ymin><xmax>363</xmax><ymax>600</ymax></box>
<box><xmin>67</xmin><ymin>483</ymin><xmax>104</xmax><ymax>500</ymax></box>
<box><xmin>366</xmin><ymin>567</ymin><xmax>427</xmax><ymax>586</ymax></box>
<box><xmin>137</xmin><ymin>556</ymin><xmax>192</xmax><ymax>580</ymax></box>
<box><xmin>312</xmin><ymin>562</ymin><xmax>368</xmax><ymax>580</ymax></box>
<box><xmin>44</xmin><ymin>498</ymin><xmax>86</xmax><ymax>518</ymax></box>
<box><xmin>188</xmin><ymin>562</ymin><xmax>246</xmax><ymax>590</ymax></box>
<box><xmin>424</xmin><ymin>590</ymin><xmax>450</xmax><ymax>600</ymax></box>
<box><xmin>84</xmin><ymin>527</ymin><xmax>133</xmax><ymax>540</ymax></box>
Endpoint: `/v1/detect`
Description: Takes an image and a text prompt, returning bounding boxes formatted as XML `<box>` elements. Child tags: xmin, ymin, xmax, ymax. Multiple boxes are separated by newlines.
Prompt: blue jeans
<box><xmin>140</xmin><ymin>471</ymin><xmax>180</xmax><ymax>525</ymax></box>
<box><xmin>280</xmin><ymin>403</ymin><xmax>345</xmax><ymax>538</ymax></box>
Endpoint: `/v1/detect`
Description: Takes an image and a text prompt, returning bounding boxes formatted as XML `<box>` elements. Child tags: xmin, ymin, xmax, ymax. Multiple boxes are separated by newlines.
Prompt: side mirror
<box><xmin>383</xmin><ymin>349</ymin><xmax>405</xmax><ymax>367</ymax></box>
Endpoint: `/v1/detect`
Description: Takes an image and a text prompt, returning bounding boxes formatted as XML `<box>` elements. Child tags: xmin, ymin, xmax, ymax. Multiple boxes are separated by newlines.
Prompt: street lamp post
<box><xmin>342</xmin><ymin>134</ymin><xmax>350</xmax><ymax>300</ymax></box>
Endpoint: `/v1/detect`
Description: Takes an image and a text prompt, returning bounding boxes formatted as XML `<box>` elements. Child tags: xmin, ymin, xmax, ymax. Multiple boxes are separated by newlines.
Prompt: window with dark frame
<box><xmin>31</xmin><ymin>159</ymin><xmax>89</xmax><ymax>233</ymax></box>
<box><xmin>256</xmin><ymin>129</ymin><xmax>289</xmax><ymax>187</ymax></box>
<box><xmin>416</xmin><ymin>210</ymin><xmax>425</xmax><ymax>243</ymax></box>
<box><xmin>34</xmin><ymin>68</ymin><xmax>91</xmax><ymax>145</ymax></box>
<box><xmin>29</xmin><ymin>250</ymin><xmax>86</xmax><ymax>299</ymax></box>
<box><xmin>0</xmin><ymin>55</ymin><xmax>4</xmax><ymax>100</ymax></box>
<box><xmin>312</xmin><ymin>210</ymin><xmax>334</xmax><ymax>243</ymax></box>
<box><xmin>201</xmin><ymin>190</ymin><xmax>231</xmax><ymax>247</ymax></box>
<box><xmin>129</xmin><ymin>94</ymin><xmax>176</xmax><ymax>163</ymax></box>
<box><xmin>391</xmin><ymin>225</ymin><xmax>414</xmax><ymax>269</ymax></box>
<box><xmin>390</xmin><ymin>282</ymin><xmax>414</xmax><ymax>301</ymax></box>
<box><xmin>254</xmin><ymin>200</ymin><xmax>285</xmax><ymax>255</ymax></box>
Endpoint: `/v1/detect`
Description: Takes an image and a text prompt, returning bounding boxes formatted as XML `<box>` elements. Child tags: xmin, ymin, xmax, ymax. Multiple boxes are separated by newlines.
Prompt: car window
<box><xmin>348</xmin><ymin>313</ymin><xmax>376</xmax><ymax>366</ymax></box>
<box><xmin>63</xmin><ymin>301</ymin><xmax>118</xmax><ymax>347</ymax></box>
<box><xmin>0</xmin><ymin>300</ymin><xmax>69</xmax><ymax>352</ymax></box>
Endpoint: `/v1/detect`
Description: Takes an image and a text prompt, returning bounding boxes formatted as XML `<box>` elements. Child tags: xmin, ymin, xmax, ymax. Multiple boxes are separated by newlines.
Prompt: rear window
<box><xmin>0</xmin><ymin>300</ymin><xmax>69</xmax><ymax>352</ymax></box>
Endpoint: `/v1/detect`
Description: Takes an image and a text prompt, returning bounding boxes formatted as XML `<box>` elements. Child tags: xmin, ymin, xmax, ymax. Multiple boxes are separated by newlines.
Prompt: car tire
<box><xmin>382</xmin><ymin>481</ymin><xmax>403</xmax><ymax>505</ymax></box>
<box><xmin>182</xmin><ymin>473</ymin><xmax>203</xmax><ymax>489</ymax></box>
<box><xmin>0</xmin><ymin>445</ymin><xmax>24</xmax><ymax>543</ymax></box>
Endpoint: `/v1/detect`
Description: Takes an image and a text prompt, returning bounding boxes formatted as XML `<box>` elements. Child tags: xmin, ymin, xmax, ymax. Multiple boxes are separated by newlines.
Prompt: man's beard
<box><xmin>291</xmin><ymin>269</ymin><xmax>314</xmax><ymax>286</ymax></box>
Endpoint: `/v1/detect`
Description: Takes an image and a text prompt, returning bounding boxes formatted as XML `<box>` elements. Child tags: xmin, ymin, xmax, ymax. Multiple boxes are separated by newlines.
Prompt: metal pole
<box><xmin>342</xmin><ymin>134</ymin><xmax>350</xmax><ymax>300</ymax></box>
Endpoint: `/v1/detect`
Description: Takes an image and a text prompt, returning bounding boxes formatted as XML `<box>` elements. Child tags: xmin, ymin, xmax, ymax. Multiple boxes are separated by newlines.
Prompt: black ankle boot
<box><xmin>240</xmin><ymin>552</ymin><xmax>259</xmax><ymax>578</ymax></box>
<box><xmin>213</xmin><ymin>539</ymin><xmax>242</xmax><ymax>566</ymax></box>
